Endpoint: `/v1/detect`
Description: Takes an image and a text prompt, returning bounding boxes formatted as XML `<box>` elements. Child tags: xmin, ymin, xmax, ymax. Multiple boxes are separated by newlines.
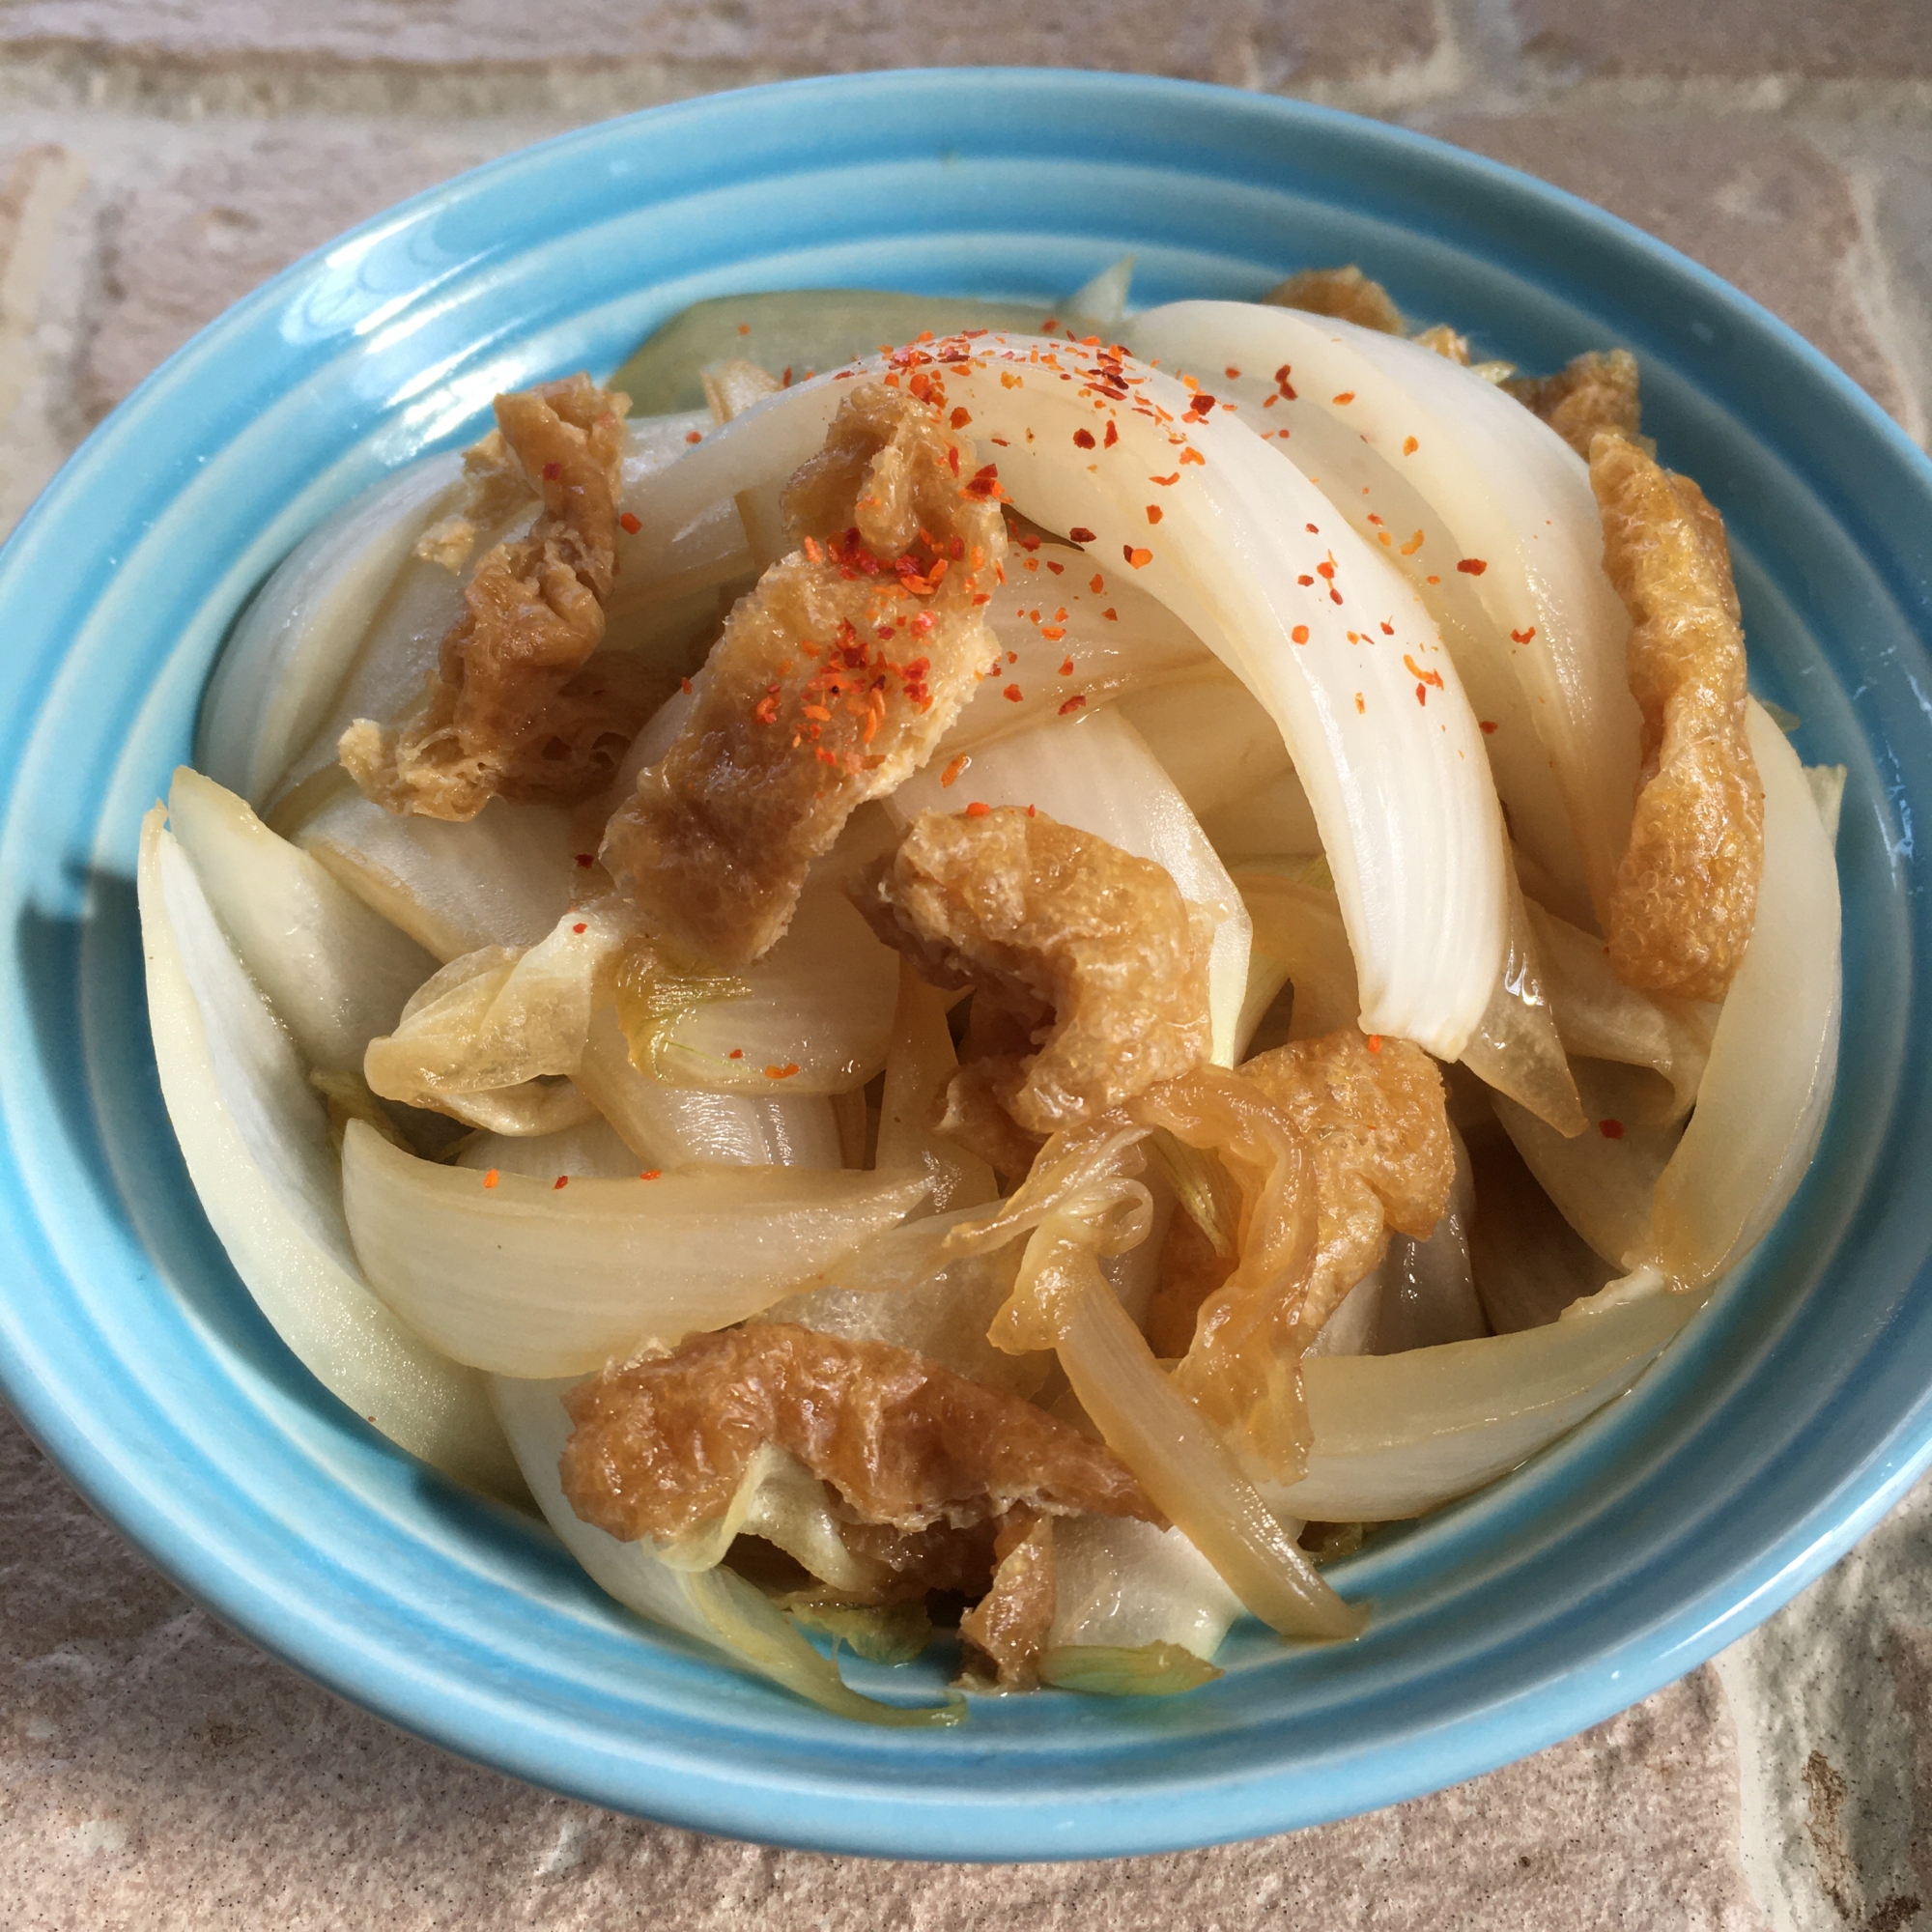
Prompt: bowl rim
<box><xmin>3</xmin><ymin>66</ymin><xmax>1930</xmax><ymax>1861</ymax></box>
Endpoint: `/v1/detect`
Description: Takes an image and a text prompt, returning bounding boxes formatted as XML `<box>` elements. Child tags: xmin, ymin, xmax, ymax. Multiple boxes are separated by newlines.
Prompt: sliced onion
<box><xmin>1132</xmin><ymin>301</ymin><xmax>1636</xmax><ymax>930</ymax></box>
<box><xmin>1527</xmin><ymin>897</ymin><xmax>1713</xmax><ymax>1122</ymax></box>
<box><xmin>577</xmin><ymin>1009</ymin><xmax>842</xmax><ymax>1168</ymax></box>
<box><xmin>341</xmin><ymin>1119</ymin><xmax>927</xmax><ymax>1376</ymax></box>
<box><xmin>1048</xmin><ymin>1236</ymin><xmax>1365</xmax><ymax>1640</ymax></box>
<box><xmin>889</xmin><ymin>705</ymin><xmax>1252</xmax><ymax>1067</ymax></box>
<box><xmin>199</xmin><ymin>451</ymin><xmax>463</xmax><ymax>810</ymax></box>
<box><xmin>1376</xmin><ymin>1123</ymin><xmax>1487</xmax><ymax>1352</ymax></box>
<box><xmin>1229</xmin><ymin>865</ymin><xmax>1358</xmax><ymax>1050</ymax></box>
<box><xmin>631</xmin><ymin>337</ymin><xmax>1507</xmax><ymax>1057</ymax></box>
<box><xmin>874</xmin><ymin>961</ymin><xmax>997</xmax><ymax>1211</ymax></box>
<box><xmin>1263</xmin><ymin>1287</ymin><xmax>1702</xmax><ymax>1520</ymax></box>
<box><xmin>1198</xmin><ymin>768</ymin><xmax>1322</xmax><ymax>867</ymax></box>
<box><xmin>1046</xmin><ymin>1516</ymin><xmax>1242</xmax><ymax>1662</ymax></box>
<box><xmin>488</xmin><ymin>1375</ymin><xmax>958</xmax><ymax>1725</ymax></box>
<box><xmin>1114</xmin><ymin>672</ymin><xmax>1295</xmax><ymax>820</ymax></box>
<box><xmin>138</xmin><ymin>807</ymin><xmax>522</xmax><ymax>1497</ymax></box>
<box><xmin>1649</xmin><ymin>700</ymin><xmax>1842</xmax><ymax>1284</ymax></box>
<box><xmin>937</xmin><ymin>550</ymin><xmax>1213</xmax><ymax>755</ymax></box>
<box><xmin>165</xmin><ymin>767</ymin><xmax>438</xmax><ymax>1075</ymax></box>
<box><xmin>455</xmin><ymin>1116</ymin><xmax>641</xmax><ymax>1180</ymax></box>
<box><xmin>294</xmin><ymin>787</ymin><xmax>580</xmax><ymax>960</ymax></box>
<box><xmin>1493</xmin><ymin>1059</ymin><xmax>1683</xmax><ymax>1269</ymax></box>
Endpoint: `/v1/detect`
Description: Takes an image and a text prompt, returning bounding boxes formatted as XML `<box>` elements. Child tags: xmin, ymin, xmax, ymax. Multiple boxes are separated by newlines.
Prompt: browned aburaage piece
<box><xmin>560</xmin><ymin>1324</ymin><xmax>1156</xmax><ymax>1609</ymax></box>
<box><xmin>1264</xmin><ymin>265</ymin><xmax>1406</xmax><ymax>335</ymax></box>
<box><xmin>959</xmin><ymin>1513</ymin><xmax>1057</xmax><ymax>1689</ymax></box>
<box><xmin>1505</xmin><ymin>350</ymin><xmax>1645</xmax><ymax>459</ymax></box>
<box><xmin>599</xmin><ymin>382</ymin><xmax>1008</xmax><ymax>968</ymax></box>
<box><xmin>342</xmin><ymin>374</ymin><xmax>657</xmax><ymax>819</ymax></box>
<box><xmin>1591</xmin><ymin>432</ymin><xmax>1762</xmax><ymax>1003</ymax></box>
<box><xmin>856</xmin><ymin>807</ymin><xmax>1214</xmax><ymax>1163</ymax></box>
<box><xmin>1137</xmin><ymin>1031</ymin><xmax>1453</xmax><ymax>1480</ymax></box>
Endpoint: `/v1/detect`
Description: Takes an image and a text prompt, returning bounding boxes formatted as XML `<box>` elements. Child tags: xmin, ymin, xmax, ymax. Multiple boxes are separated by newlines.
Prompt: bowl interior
<box><xmin>1</xmin><ymin>71</ymin><xmax>1929</xmax><ymax>1860</ymax></box>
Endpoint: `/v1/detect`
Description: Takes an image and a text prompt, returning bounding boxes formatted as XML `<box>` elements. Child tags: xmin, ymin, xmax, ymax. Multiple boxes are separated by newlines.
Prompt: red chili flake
<box><xmin>684</xmin><ymin>429</ymin><xmax>702</xmax><ymax>444</ymax></box>
<box><xmin>639</xmin><ymin>1170</ymin><xmax>662</xmax><ymax>1180</ymax></box>
<box><xmin>1297</xmin><ymin>574</ymin><xmax>1315</xmax><ymax>586</ymax></box>
<box><xmin>572</xmin><ymin>922</ymin><xmax>587</xmax><ymax>934</ymax></box>
<box><xmin>1291</xmin><ymin>625</ymin><xmax>1310</xmax><ymax>644</ymax></box>
<box><xmin>1039</xmin><ymin>317</ymin><xmax>1059</xmax><ymax>331</ymax></box>
<box><xmin>554</xmin><ymin>1176</ymin><xmax>569</xmax><ymax>1190</ymax></box>
<box><xmin>736</xmin><ymin>322</ymin><xmax>751</xmax><ymax>336</ymax></box>
<box><xmin>1123</xmin><ymin>546</ymin><xmax>1152</xmax><ymax>568</ymax></box>
<box><xmin>1150</xmin><ymin>472</ymin><xmax>1179</xmax><ymax>487</ymax></box>
<box><xmin>1102</xmin><ymin>420</ymin><xmax>1119</xmax><ymax>447</ymax></box>
<box><xmin>1333</xmin><ymin>391</ymin><xmax>1356</xmax><ymax>406</ymax></box>
<box><xmin>681</xmin><ymin>675</ymin><xmax>693</xmax><ymax>695</ymax></box>
<box><xmin>1479</xmin><ymin>720</ymin><xmax>1498</xmax><ymax>734</ymax></box>
<box><xmin>1511</xmin><ymin>626</ymin><xmax>1537</xmax><ymax>643</ymax></box>
<box><xmin>619</xmin><ymin>511</ymin><xmax>641</xmax><ymax>534</ymax></box>
<box><xmin>1101</xmin><ymin>607</ymin><xmax>1119</xmax><ymax>620</ymax></box>
<box><xmin>947</xmin><ymin>444</ymin><xmax>959</xmax><ymax>476</ymax></box>
<box><xmin>1402</xmin><ymin>436</ymin><xmax>1419</xmax><ymax>455</ymax></box>
<box><xmin>1273</xmin><ymin>364</ymin><xmax>1296</xmax><ymax>399</ymax></box>
<box><xmin>1457</xmin><ymin>558</ymin><xmax>1489</xmax><ymax>576</ymax></box>
<box><xmin>1040</xmin><ymin>625</ymin><xmax>1066</xmax><ymax>642</ymax></box>
<box><xmin>1145</xmin><ymin>505</ymin><xmax>1163</xmax><ymax>525</ymax></box>
<box><xmin>1316</xmin><ymin>560</ymin><xmax>1335</xmax><ymax>580</ymax></box>
<box><xmin>1354</xmin><ymin>693</ymin><xmax>1366</xmax><ymax>714</ymax></box>
<box><xmin>1059</xmin><ymin>656</ymin><xmax>1075</xmax><ymax>676</ymax></box>
<box><xmin>482</xmin><ymin>1169</ymin><xmax>500</xmax><ymax>1190</ymax></box>
<box><xmin>940</xmin><ymin>753</ymin><xmax>969</xmax><ymax>787</ymax></box>
<box><xmin>1404</xmin><ymin>654</ymin><xmax>1444</xmax><ymax>690</ymax></box>
<box><xmin>1019</xmin><ymin>532</ymin><xmax>1041</xmax><ymax>552</ymax></box>
<box><xmin>1068</xmin><ymin>526</ymin><xmax>1096</xmax><ymax>543</ymax></box>
<box><xmin>1046</xmin><ymin>559</ymin><xmax>1065</xmax><ymax>575</ymax></box>
<box><xmin>781</xmin><ymin>365</ymin><xmax>793</xmax><ymax>385</ymax></box>
<box><xmin>1305</xmin><ymin>523</ymin><xmax>1321</xmax><ymax>534</ymax></box>
<box><xmin>950</xmin><ymin>407</ymin><xmax>972</xmax><ymax>428</ymax></box>
<box><xmin>1379</xmin><ymin>620</ymin><xmax>1395</xmax><ymax>636</ymax></box>
<box><xmin>1599</xmin><ymin>1119</ymin><xmax>1626</xmax><ymax>1140</ymax></box>
<box><xmin>1400</xmin><ymin>530</ymin><xmax>1425</xmax><ymax>555</ymax></box>
<box><xmin>1426</xmin><ymin>574</ymin><xmax>1440</xmax><ymax>585</ymax></box>
<box><xmin>1027</xmin><ymin>803</ymin><xmax>1038</xmax><ymax>816</ymax></box>
<box><xmin>1088</xmin><ymin>573</ymin><xmax>1104</xmax><ymax>593</ymax></box>
<box><xmin>1073</xmin><ymin>429</ymin><xmax>1095</xmax><ymax>449</ymax></box>
<box><xmin>764</xmin><ymin>1063</ymin><xmax>801</xmax><ymax>1081</ymax></box>
<box><xmin>574</xmin><ymin>852</ymin><xmax>594</xmax><ymax>867</ymax></box>
<box><xmin>1367</xmin><ymin>512</ymin><xmax>1385</xmax><ymax>526</ymax></box>
<box><xmin>1366</xmin><ymin>1034</ymin><xmax>1382</xmax><ymax>1053</ymax></box>
<box><xmin>1004</xmin><ymin>683</ymin><xmax>1023</xmax><ymax>702</ymax></box>
<box><xmin>1415</xmin><ymin>683</ymin><xmax>1429</xmax><ymax>705</ymax></box>
<box><xmin>1179</xmin><ymin>446</ymin><xmax>1206</xmax><ymax>467</ymax></box>
<box><xmin>541</xmin><ymin>461</ymin><xmax>561</xmax><ymax>480</ymax></box>
<box><xmin>1224</xmin><ymin>365</ymin><xmax>1241</xmax><ymax>380</ymax></box>
<box><xmin>1059</xmin><ymin>695</ymin><xmax>1087</xmax><ymax>715</ymax></box>
<box><xmin>728</xmin><ymin>1048</ymin><xmax>745</xmax><ymax>1059</ymax></box>
<box><xmin>965</xmin><ymin>800</ymin><xmax>993</xmax><ymax>818</ymax></box>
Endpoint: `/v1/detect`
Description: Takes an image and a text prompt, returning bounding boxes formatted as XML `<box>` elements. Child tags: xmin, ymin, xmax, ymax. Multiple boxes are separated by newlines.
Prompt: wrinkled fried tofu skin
<box><xmin>857</xmin><ymin>807</ymin><xmax>1215</xmax><ymax>1140</ymax></box>
<box><xmin>598</xmin><ymin>383</ymin><xmax>1007</xmax><ymax>968</ymax></box>
<box><xmin>342</xmin><ymin>374</ymin><xmax>649</xmax><ymax>820</ymax></box>
<box><xmin>1263</xmin><ymin>265</ymin><xmax>1405</xmax><ymax>334</ymax></box>
<box><xmin>960</xmin><ymin>1512</ymin><xmax>1056</xmax><ymax>1690</ymax></box>
<box><xmin>1409</xmin><ymin>323</ymin><xmax>1472</xmax><ymax>365</ymax></box>
<box><xmin>1591</xmin><ymin>432</ymin><xmax>1763</xmax><ymax>1003</ymax></box>
<box><xmin>560</xmin><ymin>1323</ymin><xmax>1157</xmax><ymax>1559</ymax></box>
<box><xmin>1505</xmin><ymin>349</ymin><xmax>1645</xmax><ymax>460</ymax></box>
<box><xmin>1135</xmin><ymin>1032</ymin><xmax>1451</xmax><ymax>1479</ymax></box>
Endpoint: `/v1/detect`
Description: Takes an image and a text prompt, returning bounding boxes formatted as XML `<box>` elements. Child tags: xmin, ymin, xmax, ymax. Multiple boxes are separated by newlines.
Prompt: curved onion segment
<box><xmin>488</xmin><ymin>1376</ymin><xmax>958</xmax><ymax>1726</ymax></box>
<box><xmin>1133</xmin><ymin>301</ymin><xmax>1638</xmax><ymax>932</ymax></box>
<box><xmin>1648</xmin><ymin>701</ymin><xmax>1841</xmax><ymax>1285</ymax></box>
<box><xmin>137</xmin><ymin>807</ymin><xmax>522</xmax><ymax>1497</ymax></box>
<box><xmin>340</xmin><ymin>1121</ymin><xmax>927</xmax><ymax>1377</ymax></box>
<box><xmin>1264</xmin><ymin>1287</ymin><xmax>1704</xmax><ymax>1520</ymax></box>
<box><xmin>633</xmin><ymin>335</ymin><xmax>1506</xmax><ymax>1058</ymax></box>
<box><xmin>199</xmin><ymin>451</ymin><xmax>464</xmax><ymax>810</ymax></box>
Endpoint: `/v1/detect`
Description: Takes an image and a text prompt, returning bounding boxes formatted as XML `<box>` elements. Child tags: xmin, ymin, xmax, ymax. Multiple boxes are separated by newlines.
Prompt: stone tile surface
<box><xmin>1422</xmin><ymin>113</ymin><xmax>1917</xmax><ymax>430</ymax></box>
<box><xmin>1509</xmin><ymin>0</ymin><xmax>1932</xmax><ymax>81</ymax></box>
<box><xmin>0</xmin><ymin>1405</ymin><xmax>1762</xmax><ymax>1932</ymax></box>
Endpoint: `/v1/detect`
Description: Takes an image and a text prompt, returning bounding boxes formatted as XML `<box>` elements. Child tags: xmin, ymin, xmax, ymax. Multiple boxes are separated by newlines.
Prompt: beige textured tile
<box><xmin>1423</xmin><ymin>114</ymin><xmax>1914</xmax><ymax>425</ymax></box>
<box><xmin>1509</xmin><ymin>0</ymin><xmax>1932</xmax><ymax>80</ymax></box>
<box><xmin>0</xmin><ymin>0</ymin><xmax>1432</xmax><ymax>84</ymax></box>
<box><xmin>0</xmin><ymin>1404</ymin><xmax>1761</xmax><ymax>1932</ymax></box>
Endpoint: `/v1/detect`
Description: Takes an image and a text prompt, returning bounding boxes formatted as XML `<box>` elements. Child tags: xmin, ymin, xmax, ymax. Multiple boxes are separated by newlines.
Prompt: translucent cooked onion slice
<box><xmin>1647</xmin><ymin>700</ymin><xmax>1839</xmax><ymax>1285</ymax></box>
<box><xmin>489</xmin><ymin>1376</ymin><xmax>960</xmax><ymax>1726</ymax></box>
<box><xmin>339</xmin><ymin>1120</ymin><xmax>927</xmax><ymax>1376</ymax></box>
<box><xmin>1131</xmin><ymin>300</ymin><xmax>1635</xmax><ymax>934</ymax></box>
<box><xmin>138</xmin><ymin>807</ymin><xmax>521</xmax><ymax>1497</ymax></box>
<box><xmin>626</xmin><ymin>333</ymin><xmax>1506</xmax><ymax>1057</ymax></box>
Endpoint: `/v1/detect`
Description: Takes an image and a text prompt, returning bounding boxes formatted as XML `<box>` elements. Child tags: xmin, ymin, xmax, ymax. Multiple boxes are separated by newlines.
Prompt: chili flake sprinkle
<box><xmin>1402</xmin><ymin>436</ymin><xmax>1419</xmax><ymax>455</ymax></box>
<box><xmin>1291</xmin><ymin>625</ymin><xmax>1310</xmax><ymax>644</ymax></box>
<box><xmin>965</xmin><ymin>800</ymin><xmax>993</xmax><ymax>817</ymax></box>
<box><xmin>1123</xmin><ymin>546</ymin><xmax>1152</xmax><ymax>568</ymax></box>
<box><xmin>941</xmin><ymin>753</ymin><xmax>970</xmax><ymax>787</ymax></box>
<box><xmin>1069</xmin><ymin>526</ymin><xmax>1096</xmax><ymax>543</ymax></box>
<box><xmin>765</xmin><ymin>1063</ymin><xmax>801</xmax><ymax>1080</ymax></box>
<box><xmin>639</xmin><ymin>1170</ymin><xmax>662</xmax><ymax>1180</ymax></box>
<box><xmin>1480</xmin><ymin>720</ymin><xmax>1498</xmax><ymax>734</ymax></box>
<box><xmin>1457</xmin><ymin>558</ymin><xmax>1489</xmax><ymax>576</ymax></box>
<box><xmin>1599</xmin><ymin>1119</ymin><xmax>1626</xmax><ymax>1140</ymax></box>
<box><xmin>619</xmin><ymin>511</ymin><xmax>641</xmax><ymax>534</ymax></box>
<box><xmin>1059</xmin><ymin>695</ymin><xmax>1087</xmax><ymax>715</ymax></box>
<box><xmin>1511</xmin><ymin>627</ymin><xmax>1537</xmax><ymax>643</ymax></box>
<box><xmin>482</xmin><ymin>1169</ymin><xmax>500</xmax><ymax>1189</ymax></box>
<box><xmin>554</xmin><ymin>1176</ymin><xmax>569</xmax><ymax>1190</ymax></box>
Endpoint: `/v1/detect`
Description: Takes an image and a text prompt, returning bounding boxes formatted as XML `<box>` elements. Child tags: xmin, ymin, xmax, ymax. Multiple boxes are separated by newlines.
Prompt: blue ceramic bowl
<box><xmin>1</xmin><ymin>71</ymin><xmax>1927</xmax><ymax>1861</ymax></box>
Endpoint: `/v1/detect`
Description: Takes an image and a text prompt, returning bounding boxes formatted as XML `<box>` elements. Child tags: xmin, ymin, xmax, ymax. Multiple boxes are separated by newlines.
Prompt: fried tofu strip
<box><xmin>1136</xmin><ymin>1032</ymin><xmax>1453</xmax><ymax>1479</ymax></box>
<box><xmin>599</xmin><ymin>384</ymin><xmax>1008</xmax><ymax>968</ymax></box>
<box><xmin>1263</xmin><ymin>265</ymin><xmax>1406</xmax><ymax>334</ymax></box>
<box><xmin>1506</xmin><ymin>349</ymin><xmax>1645</xmax><ymax>459</ymax></box>
<box><xmin>560</xmin><ymin>1324</ymin><xmax>1157</xmax><ymax>1553</ymax></box>
<box><xmin>960</xmin><ymin>1512</ymin><xmax>1057</xmax><ymax>1689</ymax></box>
<box><xmin>1591</xmin><ymin>433</ymin><xmax>1763</xmax><ymax>1003</ymax></box>
<box><xmin>342</xmin><ymin>374</ymin><xmax>651</xmax><ymax>820</ymax></box>
<box><xmin>857</xmin><ymin>808</ymin><xmax>1214</xmax><ymax>1143</ymax></box>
